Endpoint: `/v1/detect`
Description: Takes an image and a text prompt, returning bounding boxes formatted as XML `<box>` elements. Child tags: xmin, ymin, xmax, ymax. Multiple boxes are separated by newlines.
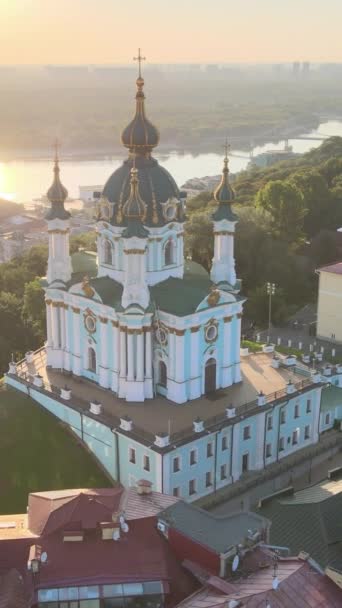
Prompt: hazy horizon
<box><xmin>0</xmin><ymin>0</ymin><xmax>342</xmax><ymax>65</ymax></box>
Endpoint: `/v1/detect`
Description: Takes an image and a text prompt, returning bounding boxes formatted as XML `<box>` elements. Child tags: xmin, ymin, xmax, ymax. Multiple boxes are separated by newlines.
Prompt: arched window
<box><xmin>88</xmin><ymin>347</ymin><xmax>97</xmax><ymax>372</ymax></box>
<box><xmin>205</xmin><ymin>358</ymin><xmax>216</xmax><ymax>394</ymax></box>
<box><xmin>103</xmin><ymin>239</ymin><xmax>114</xmax><ymax>265</ymax></box>
<box><xmin>164</xmin><ymin>239</ymin><xmax>175</xmax><ymax>266</ymax></box>
<box><xmin>159</xmin><ymin>360</ymin><xmax>167</xmax><ymax>388</ymax></box>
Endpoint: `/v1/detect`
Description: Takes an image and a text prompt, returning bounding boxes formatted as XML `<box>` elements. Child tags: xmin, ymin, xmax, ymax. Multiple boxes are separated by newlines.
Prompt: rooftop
<box><xmin>318</xmin><ymin>261</ymin><xmax>342</xmax><ymax>275</ymax></box>
<box><xmin>257</xmin><ymin>476</ymin><xmax>342</xmax><ymax>571</ymax></box>
<box><xmin>160</xmin><ymin>501</ymin><xmax>268</xmax><ymax>555</ymax></box>
<box><xmin>15</xmin><ymin>350</ymin><xmax>314</xmax><ymax>444</ymax></box>
<box><xmin>0</xmin><ymin>486</ymin><xmax>179</xmax><ymax>541</ymax></box>
<box><xmin>177</xmin><ymin>557</ymin><xmax>342</xmax><ymax>608</ymax></box>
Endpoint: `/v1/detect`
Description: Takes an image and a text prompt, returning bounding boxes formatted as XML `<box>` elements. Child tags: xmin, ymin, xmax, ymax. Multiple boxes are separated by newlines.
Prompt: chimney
<box><xmin>137</xmin><ymin>479</ymin><xmax>153</xmax><ymax>495</ymax></box>
<box><xmin>286</xmin><ymin>380</ymin><xmax>295</xmax><ymax>394</ymax></box>
<box><xmin>120</xmin><ymin>415</ymin><xmax>133</xmax><ymax>432</ymax></box>
<box><xmin>154</xmin><ymin>432</ymin><xmax>170</xmax><ymax>448</ymax></box>
<box><xmin>193</xmin><ymin>417</ymin><xmax>204</xmax><ymax>433</ymax></box>
<box><xmin>257</xmin><ymin>391</ymin><xmax>266</xmax><ymax>406</ymax></box>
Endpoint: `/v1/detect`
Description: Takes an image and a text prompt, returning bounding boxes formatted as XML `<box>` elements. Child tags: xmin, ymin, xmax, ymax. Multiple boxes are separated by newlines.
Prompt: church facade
<box><xmin>44</xmin><ymin>70</ymin><xmax>244</xmax><ymax>404</ymax></box>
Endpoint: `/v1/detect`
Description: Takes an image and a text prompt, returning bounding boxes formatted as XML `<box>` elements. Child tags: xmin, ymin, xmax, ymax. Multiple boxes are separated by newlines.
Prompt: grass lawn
<box><xmin>0</xmin><ymin>385</ymin><xmax>113</xmax><ymax>515</ymax></box>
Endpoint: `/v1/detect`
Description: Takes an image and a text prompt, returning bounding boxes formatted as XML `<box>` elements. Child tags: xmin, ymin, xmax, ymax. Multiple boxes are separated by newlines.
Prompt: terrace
<box><xmin>10</xmin><ymin>348</ymin><xmax>316</xmax><ymax>448</ymax></box>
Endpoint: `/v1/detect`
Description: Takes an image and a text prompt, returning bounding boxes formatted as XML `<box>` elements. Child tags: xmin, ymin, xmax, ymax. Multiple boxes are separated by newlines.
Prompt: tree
<box><xmin>289</xmin><ymin>170</ymin><xmax>332</xmax><ymax>237</ymax></box>
<box><xmin>22</xmin><ymin>279</ymin><xmax>46</xmax><ymax>343</ymax></box>
<box><xmin>184</xmin><ymin>210</ymin><xmax>213</xmax><ymax>271</ymax></box>
<box><xmin>256</xmin><ymin>180</ymin><xmax>306</xmax><ymax>244</ymax></box>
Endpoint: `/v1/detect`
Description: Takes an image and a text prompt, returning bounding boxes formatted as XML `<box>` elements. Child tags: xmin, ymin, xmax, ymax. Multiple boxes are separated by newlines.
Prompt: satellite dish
<box><xmin>272</xmin><ymin>577</ymin><xmax>279</xmax><ymax>591</ymax></box>
<box><xmin>121</xmin><ymin>522</ymin><xmax>129</xmax><ymax>534</ymax></box>
<box><xmin>232</xmin><ymin>555</ymin><xmax>239</xmax><ymax>572</ymax></box>
<box><xmin>112</xmin><ymin>529</ymin><xmax>120</xmax><ymax>541</ymax></box>
<box><xmin>41</xmin><ymin>552</ymin><xmax>48</xmax><ymax>563</ymax></box>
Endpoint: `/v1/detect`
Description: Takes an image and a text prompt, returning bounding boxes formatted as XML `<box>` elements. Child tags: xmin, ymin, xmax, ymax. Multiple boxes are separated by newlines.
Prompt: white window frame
<box><xmin>189</xmin><ymin>448</ymin><xmax>198</xmax><ymax>466</ymax></box>
<box><xmin>243</xmin><ymin>425</ymin><xmax>251</xmax><ymax>440</ymax></box>
<box><xmin>189</xmin><ymin>479</ymin><xmax>197</xmax><ymax>496</ymax></box>
<box><xmin>129</xmin><ymin>446</ymin><xmax>136</xmax><ymax>464</ymax></box>
<box><xmin>173</xmin><ymin>455</ymin><xmax>181</xmax><ymax>473</ymax></box>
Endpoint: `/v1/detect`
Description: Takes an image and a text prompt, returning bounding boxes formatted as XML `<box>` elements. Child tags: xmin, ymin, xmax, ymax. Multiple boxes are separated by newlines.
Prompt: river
<box><xmin>0</xmin><ymin>120</ymin><xmax>341</xmax><ymax>205</ymax></box>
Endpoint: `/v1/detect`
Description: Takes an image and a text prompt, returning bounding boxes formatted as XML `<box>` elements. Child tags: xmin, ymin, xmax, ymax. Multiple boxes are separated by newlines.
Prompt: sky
<box><xmin>0</xmin><ymin>0</ymin><xmax>341</xmax><ymax>64</ymax></box>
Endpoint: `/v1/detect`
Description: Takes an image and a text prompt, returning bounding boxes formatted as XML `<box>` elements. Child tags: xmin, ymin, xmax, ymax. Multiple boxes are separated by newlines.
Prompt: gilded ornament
<box><xmin>207</xmin><ymin>289</ymin><xmax>220</xmax><ymax>307</ymax></box>
<box><xmin>81</xmin><ymin>276</ymin><xmax>95</xmax><ymax>298</ymax></box>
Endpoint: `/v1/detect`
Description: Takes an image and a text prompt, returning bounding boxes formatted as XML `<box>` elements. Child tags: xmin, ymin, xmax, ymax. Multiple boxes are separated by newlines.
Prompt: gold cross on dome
<box><xmin>54</xmin><ymin>138</ymin><xmax>60</xmax><ymax>162</ymax></box>
<box><xmin>223</xmin><ymin>138</ymin><xmax>231</xmax><ymax>159</ymax></box>
<box><xmin>133</xmin><ymin>48</ymin><xmax>146</xmax><ymax>78</ymax></box>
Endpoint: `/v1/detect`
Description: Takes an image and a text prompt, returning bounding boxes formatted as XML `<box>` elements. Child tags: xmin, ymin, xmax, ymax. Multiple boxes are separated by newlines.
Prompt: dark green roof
<box><xmin>160</xmin><ymin>501</ymin><xmax>268</xmax><ymax>554</ymax></box>
<box><xmin>121</xmin><ymin>76</ymin><xmax>159</xmax><ymax>152</ymax></box>
<box><xmin>45</xmin><ymin>159</ymin><xmax>71</xmax><ymax>221</ymax></box>
<box><xmin>151</xmin><ymin>261</ymin><xmax>212</xmax><ymax>316</ymax></box>
<box><xmin>102</xmin><ymin>155</ymin><xmax>181</xmax><ymax>227</ymax></box>
<box><xmin>212</xmin><ymin>202</ymin><xmax>238</xmax><ymax>222</ymax></box>
<box><xmin>122</xmin><ymin>218</ymin><xmax>149</xmax><ymax>239</ymax></box>
<box><xmin>90</xmin><ymin>276</ymin><xmax>123</xmax><ymax>307</ymax></box>
<box><xmin>320</xmin><ymin>384</ymin><xmax>342</xmax><ymax>414</ymax></box>
<box><xmin>258</xmin><ymin>479</ymin><xmax>342</xmax><ymax>569</ymax></box>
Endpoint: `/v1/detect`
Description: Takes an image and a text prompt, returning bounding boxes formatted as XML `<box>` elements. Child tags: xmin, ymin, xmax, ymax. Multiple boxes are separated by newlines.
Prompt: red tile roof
<box><xmin>0</xmin><ymin>569</ymin><xmax>28</xmax><ymax>608</ymax></box>
<box><xmin>177</xmin><ymin>559</ymin><xmax>342</xmax><ymax>608</ymax></box>
<box><xmin>318</xmin><ymin>261</ymin><xmax>342</xmax><ymax>275</ymax></box>
<box><xmin>28</xmin><ymin>486</ymin><xmax>179</xmax><ymax>536</ymax></box>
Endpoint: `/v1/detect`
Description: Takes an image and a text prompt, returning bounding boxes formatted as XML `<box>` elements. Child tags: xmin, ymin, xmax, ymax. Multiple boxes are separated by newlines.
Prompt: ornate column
<box><xmin>234</xmin><ymin>313</ymin><xmax>242</xmax><ymax>383</ymax></box>
<box><xmin>72</xmin><ymin>306</ymin><xmax>81</xmax><ymax>375</ymax></box>
<box><xmin>111</xmin><ymin>320</ymin><xmax>119</xmax><ymax>393</ymax></box>
<box><xmin>222</xmin><ymin>315</ymin><xmax>233</xmax><ymax>387</ymax></box>
<box><xmin>189</xmin><ymin>326</ymin><xmax>201</xmax><ymax>399</ymax></box>
<box><xmin>99</xmin><ymin>316</ymin><xmax>110</xmax><ymax>388</ymax></box>
<box><xmin>119</xmin><ymin>327</ymin><xmax>127</xmax><ymax>378</ymax></box>
<box><xmin>127</xmin><ymin>330</ymin><xmax>135</xmax><ymax>381</ymax></box>
<box><xmin>145</xmin><ymin>327</ymin><xmax>152</xmax><ymax>378</ymax></box>
<box><xmin>45</xmin><ymin>300</ymin><xmax>53</xmax><ymax>347</ymax></box>
<box><xmin>136</xmin><ymin>331</ymin><xmax>144</xmax><ymax>381</ymax></box>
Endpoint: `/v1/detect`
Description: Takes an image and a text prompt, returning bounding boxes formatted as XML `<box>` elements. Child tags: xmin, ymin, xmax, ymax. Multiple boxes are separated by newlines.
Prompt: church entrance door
<box><xmin>205</xmin><ymin>358</ymin><xmax>216</xmax><ymax>394</ymax></box>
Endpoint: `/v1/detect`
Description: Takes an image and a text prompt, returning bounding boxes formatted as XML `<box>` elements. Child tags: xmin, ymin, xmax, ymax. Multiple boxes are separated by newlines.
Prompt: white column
<box><xmin>222</xmin><ymin>316</ymin><xmax>233</xmax><ymax>387</ymax></box>
<box><xmin>72</xmin><ymin>307</ymin><xmax>81</xmax><ymax>375</ymax></box>
<box><xmin>137</xmin><ymin>332</ymin><xmax>144</xmax><ymax>381</ymax></box>
<box><xmin>168</xmin><ymin>330</ymin><xmax>187</xmax><ymax>403</ymax></box>
<box><xmin>175</xmin><ymin>332</ymin><xmax>185</xmax><ymax>382</ymax></box>
<box><xmin>127</xmin><ymin>332</ymin><xmax>134</xmax><ymax>381</ymax></box>
<box><xmin>46</xmin><ymin>302</ymin><xmax>53</xmax><ymax>347</ymax></box>
<box><xmin>119</xmin><ymin>328</ymin><xmax>127</xmax><ymax>378</ymax></box>
<box><xmin>99</xmin><ymin>318</ymin><xmax>109</xmax><ymax>388</ymax></box>
<box><xmin>63</xmin><ymin>305</ymin><xmax>71</xmax><ymax>371</ymax></box>
<box><xmin>145</xmin><ymin>329</ymin><xmax>152</xmax><ymax>378</ymax></box>
<box><xmin>189</xmin><ymin>328</ymin><xmax>201</xmax><ymax>399</ymax></box>
<box><xmin>169</xmin><ymin>330</ymin><xmax>176</xmax><ymax>380</ymax></box>
<box><xmin>233</xmin><ymin>314</ymin><xmax>242</xmax><ymax>383</ymax></box>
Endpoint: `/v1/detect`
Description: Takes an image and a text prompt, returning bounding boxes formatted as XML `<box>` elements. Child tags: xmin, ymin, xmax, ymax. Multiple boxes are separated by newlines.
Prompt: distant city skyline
<box><xmin>0</xmin><ymin>0</ymin><xmax>341</xmax><ymax>65</ymax></box>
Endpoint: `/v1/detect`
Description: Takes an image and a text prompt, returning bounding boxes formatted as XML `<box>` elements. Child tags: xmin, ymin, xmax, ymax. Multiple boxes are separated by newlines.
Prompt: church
<box><xmin>44</xmin><ymin>60</ymin><xmax>244</xmax><ymax>404</ymax></box>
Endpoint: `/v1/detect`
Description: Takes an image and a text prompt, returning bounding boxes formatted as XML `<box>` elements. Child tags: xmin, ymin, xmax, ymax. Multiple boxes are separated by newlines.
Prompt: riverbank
<box><xmin>0</xmin><ymin>114</ymin><xmax>329</xmax><ymax>163</ymax></box>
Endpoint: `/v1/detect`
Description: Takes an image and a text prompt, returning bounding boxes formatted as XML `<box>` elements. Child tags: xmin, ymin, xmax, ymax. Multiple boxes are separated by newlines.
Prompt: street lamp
<box><xmin>266</xmin><ymin>282</ymin><xmax>276</xmax><ymax>343</ymax></box>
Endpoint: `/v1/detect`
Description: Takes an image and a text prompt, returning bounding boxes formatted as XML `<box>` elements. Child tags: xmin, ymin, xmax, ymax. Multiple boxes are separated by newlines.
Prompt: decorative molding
<box><xmin>81</xmin><ymin>276</ymin><xmax>95</xmax><ymax>298</ymax></box>
<box><xmin>156</xmin><ymin>238</ymin><xmax>163</xmax><ymax>242</ymax></box>
<box><xmin>111</xmin><ymin>320</ymin><xmax>119</xmax><ymax>328</ymax></box>
<box><xmin>174</xmin><ymin>329</ymin><xmax>185</xmax><ymax>336</ymax></box>
<box><xmin>48</xmin><ymin>228</ymin><xmax>70</xmax><ymax>235</ymax></box>
<box><xmin>72</xmin><ymin>306</ymin><xmax>80</xmax><ymax>314</ymax></box>
<box><xmin>52</xmin><ymin>301</ymin><xmax>63</xmax><ymax>308</ymax></box>
<box><xmin>207</xmin><ymin>289</ymin><xmax>220</xmax><ymax>307</ymax></box>
<box><xmin>99</xmin><ymin>316</ymin><xmax>108</xmax><ymax>324</ymax></box>
<box><xmin>214</xmin><ymin>230</ymin><xmax>234</xmax><ymax>236</ymax></box>
<box><xmin>224</xmin><ymin>315</ymin><xmax>233</xmax><ymax>323</ymax></box>
<box><xmin>143</xmin><ymin>326</ymin><xmax>152</xmax><ymax>332</ymax></box>
<box><xmin>190</xmin><ymin>326</ymin><xmax>200</xmax><ymax>333</ymax></box>
<box><xmin>63</xmin><ymin>303</ymin><xmax>69</xmax><ymax>310</ymax></box>
<box><xmin>45</xmin><ymin>299</ymin><xmax>52</xmax><ymax>305</ymax></box>
<box><xmin>123</xmin><ymin>248</ymin><xmax>146</xmax><ymax>254</ymax></box>
<box><xmin>177</xmin><ymin>233</ymin><xmax>184</xmax><ymax>238</ymax></box>
<box><xmin>237</xmin><ymin>313</ymin><xmax>243</xmax><ymax>319</ymax></box>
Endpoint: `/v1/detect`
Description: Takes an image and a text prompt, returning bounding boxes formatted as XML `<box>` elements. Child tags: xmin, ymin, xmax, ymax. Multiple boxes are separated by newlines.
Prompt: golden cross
<box><xmin>54</xmin><ymin>138</ymin><xmax>60</xmax><ymax>162</ymax></box>
<box><xmin>223</xmin><ymin>138</ymin><xmax>231</xmax><ymax>159</ymax></box>
<box><xmin>133</xmin><ymin>48</ymin><xmax>146</xmax><ymax>78</ymax></box>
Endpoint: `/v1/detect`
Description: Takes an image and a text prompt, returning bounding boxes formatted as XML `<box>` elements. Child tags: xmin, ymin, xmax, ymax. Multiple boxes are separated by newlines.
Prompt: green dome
<box><xmin>45</xmin><ymin>159</ymin><xmax>71</xmax><ymax>221</ymax></box>
<box><xmin>121</xmin><ymin>77</ymin><xmax>159</xmax><ymax>152</ymax></box>
<box><xmin>103</xmin><ymin>155</ymin><xmax>182</xmax><ymax>227</ymax></box>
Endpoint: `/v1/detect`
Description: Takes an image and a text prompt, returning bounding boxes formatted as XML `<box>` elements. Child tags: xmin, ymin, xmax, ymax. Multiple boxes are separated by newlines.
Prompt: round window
<box><xmin>156</xmin><ymin>327</ymin><xmax>167</xmax><ymax>345</ymax></box>
<box><xmin>206</xmin><ymin>324</ymin><xmax>217</xmax><ymax>341</ymax></box>
<box><xmin>85</xmin><ymin>315</ymin><xmax>96</xmax><ymax>333</ymax></box>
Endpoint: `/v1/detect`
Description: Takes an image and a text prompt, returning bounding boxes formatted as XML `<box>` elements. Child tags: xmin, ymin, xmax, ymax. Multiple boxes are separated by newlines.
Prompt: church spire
<box><xmin>121</xmin><ymin>49</ymin><xmax>160</xmax><ymax>155</ymax></box>
<box><xmin>212</xmin><ymin>140</ymin><xmax>237</xmax><ymax>222</ymax></box>
<box><xmin>45</xmin><ymin>141</ymin><xmax>71</xmax><ymax>220</ymax></box>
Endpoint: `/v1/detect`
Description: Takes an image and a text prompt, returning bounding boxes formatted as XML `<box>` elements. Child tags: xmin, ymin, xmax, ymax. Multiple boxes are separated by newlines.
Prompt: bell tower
<box><xmin>210</xmin><ymin>143</ymin><xmax>239</xmax><ymax>291</ymax></box>
<box><xmin>45</xmin><ymin>143</ymin><xmax>72</xmax><ymax>287</ymax></box>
